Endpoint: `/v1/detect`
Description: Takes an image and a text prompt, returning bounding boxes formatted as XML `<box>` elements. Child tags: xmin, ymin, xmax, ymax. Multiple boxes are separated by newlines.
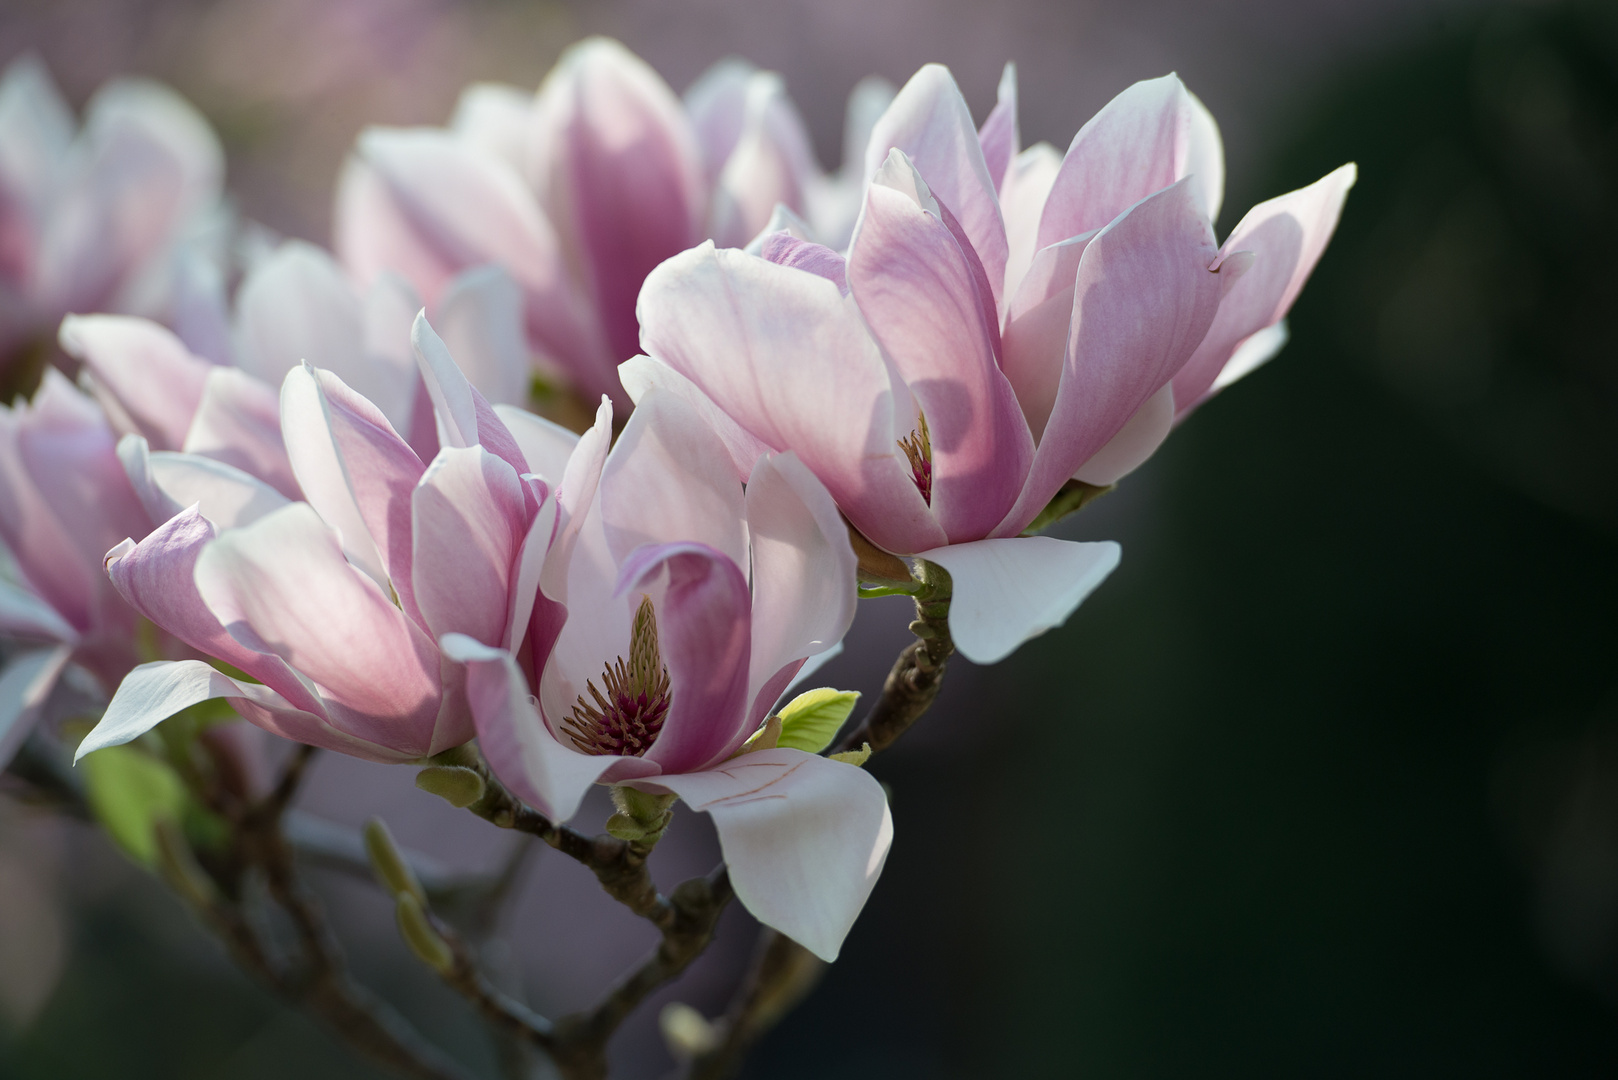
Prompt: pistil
<box><xmin>898</xmin><ymin>410</ymin><xmax>933</xmax><ymax>504</ymax></box>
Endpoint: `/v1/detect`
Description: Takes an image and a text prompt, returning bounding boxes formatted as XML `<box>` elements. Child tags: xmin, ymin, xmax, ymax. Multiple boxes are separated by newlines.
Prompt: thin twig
<box><xmin>686</xmin><ymin>563</ymin><xmax>955</xmax><ymax>1079</ymax></box>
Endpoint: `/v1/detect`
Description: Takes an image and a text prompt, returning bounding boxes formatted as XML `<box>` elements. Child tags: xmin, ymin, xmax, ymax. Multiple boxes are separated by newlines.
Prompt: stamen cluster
<box><xmin>897</xmin><ymin>412</ymin><xmax>933</xmax><ymax>505</ymax></box>
<box><xmin>561</xmin><ymin>596</ymin><xmax>672</xmax><ymax>757</ymax></box>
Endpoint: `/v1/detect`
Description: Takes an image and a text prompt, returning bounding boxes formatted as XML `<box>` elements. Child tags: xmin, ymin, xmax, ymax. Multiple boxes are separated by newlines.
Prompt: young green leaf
<box><xmin>775</xmin><ymin>688</ymin><xmax>860</xmax><ymax>753</ymax></box>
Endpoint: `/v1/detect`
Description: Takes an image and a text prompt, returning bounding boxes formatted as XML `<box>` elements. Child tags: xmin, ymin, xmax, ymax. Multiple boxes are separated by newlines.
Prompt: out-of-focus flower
<box><xmin>58</xmin><ymin>238</ymin><xmax>534</xmax><ymax>496</ymax></box>
<box><xmin>0</xmin><ymin>370</ymin><xmax>150</xmax><ymax>766</ymax></box>
<box><xmin>77</xmin><ymin>315</ymin><xmax>609</xmax><ymax>764</ymax></box>
<box><xmin>0</xmin><ymin>56</ymin><xmax>225</xmax><ymax>379</ymax></box>
<box><xmin>446</xmin><ymin>387</ymin><xmax>887</xmax><ymax>962</ymax></box>
<box><xmin>630</xmin><ymin>64</ymin><xmax>1354</xmax><ymax>663</ymax></box>
<box><xmin>336</xmin><ymin>37</ymin><xmax>889</xmax><ymax>409</ymax></box>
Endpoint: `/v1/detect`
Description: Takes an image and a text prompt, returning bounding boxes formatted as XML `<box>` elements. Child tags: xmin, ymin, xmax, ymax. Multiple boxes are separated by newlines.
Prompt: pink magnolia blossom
<box><xmin>58</xmin><ymin>239</ymin><xmax>534</xmax><ymax>499</ymax></box>
<box><xmin>628</xmin><ymin>64</ymin><xmax>1354</xmax><ymax>663</ymax></box>
<box><xmin>0</xmin><ymin>56</ymin><xmax>225</xmax><ymax>366</ymax></box>
<box><xmin>336</xmin><ymin>38</ymin><xmax>887</xmax><ymax>408</ymax></box>
<box><xmin>76</xmin><ymin>314</ymin><xmax>607</xmax><ymax>764</ymax></box>
<box><xmin>0</xmin><ymin>371</ymin><xmax>150</xmax><ymax>765</ymax></box>
<box><xmin>445</xmin><ymin>386</ymin><xmax>888</xmax><ymax>962</ymax></box>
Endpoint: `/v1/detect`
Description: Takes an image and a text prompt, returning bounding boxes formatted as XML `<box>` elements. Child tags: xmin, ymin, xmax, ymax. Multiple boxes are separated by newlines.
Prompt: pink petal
<box><xmin>684</xmin><ymin>58</ymin><xmax>755</xmax><ymax>181</ymax></box>
<box><xmin>863</xmin><ymin>64</ymin><xmax>1008</xmax><ymax>306</ymax></box>
<box><xmin>344</xmin><ymin>130</ymin><xmax>612</xmax><ymax>403</ymax></box>
<box><xmin>531</xmin><ymin>38</ymin><xmax>706</xmax><ymax>367</ymax></box>
<box><xmin>1071</xmin><ymin>383</ymin><xmax>1176</xmax><ymax>486</ymax></box>
<box><xmin>637</xmin><ymin>243</ymin><xmax>942</xmax><ymax>554</ymax></box>
<box><xmin>1036</xmin><ymin>74</ymin><xmax>1222</xmax><ymax>251</ymax></box>
<box><xmin>1171</xmin><ymin>163</ymin><xmax>1357</xmax><ymax>415</ymax></box>
<box><xmin>194</xmin><ymin>503</ymin><xmax>443</xmax><ymax>756</ymax></box>
<box><xmin>449</xmin><ymin>83</ymin><xmax>535</xmax><ymax>173</ymax></box>
<box><xmin>1001</xmin><ymin>179</ymin><xmax>1225</xmax><ymax>534</ymax></box>
<box><xmin>919</xmin><ymin>536</ymin><xmax>1121</xmax><ymax>664</ymax></box>
<box><xmin>104</xmin><ymin>508</ymin><xmax>325</xmax><ymax>716</ymax></box>
<box><xmin>281</xmin><ymin>363</ymin><xmax>424</xmax><ymax>606</ymax></box>
<box><xmin>0</xmin><ymin>580</ymin><xmax>78</xmax><ymax>644</ymax></box>
<box><xmin>617</xmin><ymin>542</ymin><xmax>752</xmax><ymax>776</ymax></box>
<box><xmin>411</xmin><ymin>313</ymin><xmax>529</xmax><ymax>478</ymax></box>
<box><xmin>741</xmin><ymin>453</ymin><xmax>857</xmax><ymax>729</ymax></box>
<box><xmin>617</xmin><ymin>356</ymin><xmax>771</xmax><ymax>481</ymax></box>
<box><xmin>708</xmin><ymin>71</ymin><xmax>819</xmax><ymax>248</ymax></box>
<box><xmin>442</xmin><ymin>634</ymin><xmax>617</xmax><ymax>822</ymax></box>
<box><xmin>847</xmin><ymin>152</ymin><xmax>1033</xmax><ymax>541</ymax></box>
<box><xmin>433</xmin><ymin>265</ymin><xmax>532</xmax><ymax>409</ymax></box>
<box><xmin>1001</xmin><ymin>142</ymin><xmax>1063</xmax><ymax>301</ymax></box>
<box><xmin>140</xmin><ymin>449</ymin><xmax>290</xmax><ymax>530</ymax></box>
<box><xmin>182</xmin><ymin>367</ymin><xmax>298</xmax><ymax>499</ymax></box>
<box><xmin>411</xmin><ymin>446</ymin><xmax>527</xmax><ymax>645</ymax></box>
<box><xmin>757</xmin><ymin>232</ymin><xmax>847</xmax><ymax>293</ymax></box>
<box><xmin>0</xmin><ymin>645</ymin><xmax>72</xmax><ymax>768</ymax></box>
<box><xmin>58</xmin><ymin>315</ymin><xmax>210</xmax><ymax>451</ymax></box>
<box><xmin>1000</xmin><ymin>231</ymin><xmax>1096</xmax><ymax>442</ymax></box>
<box><xmin>8</xmin><ymin>371</ymin><xmax>146</xmax><ymax>630</ymax></box>
<box><xmin>599</xmin><ymin>390</ymin><xmax>748</xmax><ymax>572</ymax></box>
<box><xmin>978</xmin><ymin>63</ymin><xmax>1019</xmax><ymax>194</ymax></box>
<box><xmin>634</xmin><ymin>749</ymin><xmax>891</xmax><ymax>962</ymax></box>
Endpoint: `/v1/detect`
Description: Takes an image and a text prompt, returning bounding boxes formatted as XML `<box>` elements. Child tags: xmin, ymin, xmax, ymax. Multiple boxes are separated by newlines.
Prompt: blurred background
<box><xmin>3</xmin><ymin>0</ymin><xmax>1618</xmax><ymax>1075</ymax></box>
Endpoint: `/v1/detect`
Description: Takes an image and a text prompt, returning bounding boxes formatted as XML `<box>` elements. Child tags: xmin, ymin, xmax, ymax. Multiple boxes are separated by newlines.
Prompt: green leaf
<box><xmin>775</xmin><ymin>688</ymin><xmax>860</xmax><ymax>753</ymax></box>
<box><xmin>80</xmin><ymin>744</ymin><xmax>188</xmax><ymax>866</ymax></box>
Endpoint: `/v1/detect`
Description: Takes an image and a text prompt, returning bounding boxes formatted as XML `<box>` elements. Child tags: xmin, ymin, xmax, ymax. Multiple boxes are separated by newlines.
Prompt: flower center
<box><xmin>897</xmin><ymin>410</ymin><xmax>933</xmax><ymax>505</ymax></box>
<box><xmin>560</xmin><ymin>595</ymin><xmax>672</xmax><ymax>757</ymax></box>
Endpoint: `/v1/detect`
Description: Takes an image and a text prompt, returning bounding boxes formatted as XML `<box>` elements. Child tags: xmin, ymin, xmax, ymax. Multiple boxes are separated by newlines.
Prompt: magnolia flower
<box><xmin>336</xmin><ymin>38</ymin><xmax>889</xmax><ymax>408</ymax></box>
<box><xmin>446</xmin><ymin>387</ymin><xmax>888</xmax><ymax>962</ymax></box>
<box><xmin>76</xmin><ymin>314</ymin><xmax>606</xmax><ymax>764</ymax></box>
<box><xmin>0</xmin><ymin>56</ymin><xmax>225</xmax><ymax>371</ymax></box>
<box><xmin>628</xmin><ymin>64</ymin><xmax>1354</xmax><ymax>663</ymax></box>
<box><xmin>0</xmin><ymin>371</ymin><xmax>150</xmax><ymax>766</ymax></box>
<box><xmin>58</xmin><ymin>239</ymin><xmax>533</xmax><ymax>498</ymax></box>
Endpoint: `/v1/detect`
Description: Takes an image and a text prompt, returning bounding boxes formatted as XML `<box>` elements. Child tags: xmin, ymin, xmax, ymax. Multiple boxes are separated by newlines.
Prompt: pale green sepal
<box><xmin>415</xmin><ymin>765</ymin><xmax>486</xmax><ymax>808</ymax></box>
<box><xmin>829</xmin><ymin>742</ymin><xmax>872</xmax><ymax>767</ymax></box>
<box><xmin>775</xmin><ymin>688</ymin><xmax>860</xmax><ymax>753</ymax></box>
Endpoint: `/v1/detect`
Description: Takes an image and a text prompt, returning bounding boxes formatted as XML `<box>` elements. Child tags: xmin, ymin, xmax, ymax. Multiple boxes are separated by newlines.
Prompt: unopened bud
<box><xmin>363</xmin><ymin>818</ymin><xmax>425</xmax><ymax>904</ymax></box>
<box><xmin>395</xmin><ymin>892</ymin><xmax>454</xmax><ymax>973</ymax></box>
<box><xmin>415</xmin><ymin>765</ymin><xmax>486</xmax><ymax>808</ymax></box>
<box><xmin>660</xmin><ymin>1002</ymin><xmax>720</xmax><ymax>1057</ymax></box>
<box><xmin>609</xmin><ymin>787</ymin><xmax>677</xmax><ymax>843</ymax></box>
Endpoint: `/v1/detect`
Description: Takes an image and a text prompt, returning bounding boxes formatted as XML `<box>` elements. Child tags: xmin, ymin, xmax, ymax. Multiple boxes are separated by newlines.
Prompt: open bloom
<box><xmin>0</xmin><ymin>56</ymin><xmax>224</xmax><ymax>372</ymax></box>
<box><xmin>77</xmin><ymin>314</ymin><xmax>607</xmax><ymax>763</ymax></box>
<box><xmin>0</xmin><ymin>371</ymin><xmax>151</xmax><ymax>765</ymax></box>
<box><xmin>446</xmin><ymin>388</ymin><xmax>889</xmax><ymax>962</ymax></box>
<box><xmin>336</xmin><ymin>37</ymin><xmax>888</xmax><ymax>407</ymax></box>
<box><xmin>58</xmin><ymin>239</ymin><xmax>533</xmax><ymax>499</ymax></box>
<box><xmin>629</xmin><ymin>64</ymin><xmax>1354</xmax><ymax>663</ymax></box>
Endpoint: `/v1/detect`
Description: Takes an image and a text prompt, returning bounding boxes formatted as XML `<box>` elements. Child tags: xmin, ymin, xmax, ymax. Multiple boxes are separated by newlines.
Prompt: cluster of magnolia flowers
<box><xmin>0</xmin><ymin>40</ymin><xmax>1352</xmax><ymax>966</ymax></box>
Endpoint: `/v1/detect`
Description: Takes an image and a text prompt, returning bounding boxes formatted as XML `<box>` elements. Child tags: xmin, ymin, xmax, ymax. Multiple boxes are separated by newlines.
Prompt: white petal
<box><xmin>492</xmin><ymin>404</ymin><xmax>578</xmax><ymax>484</ymax></box>
<box><xmin>918</xmin><ymin>536</ymin><xmax>1121</xmax><ymax>664</ymax></box>
<box><xmin>637</xmin><ymin>748</ymin><xmax>892</xmax><ymax>961</ymax></box>
<box><xmin>74</xmin><ymin>658</ymin><xmax>281</xmax><ymax>762</ymax></box>
<box><xmin>147</xmin><ymin>451</ymin><xmax>291</xmax><ymax>529</ymax></box>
